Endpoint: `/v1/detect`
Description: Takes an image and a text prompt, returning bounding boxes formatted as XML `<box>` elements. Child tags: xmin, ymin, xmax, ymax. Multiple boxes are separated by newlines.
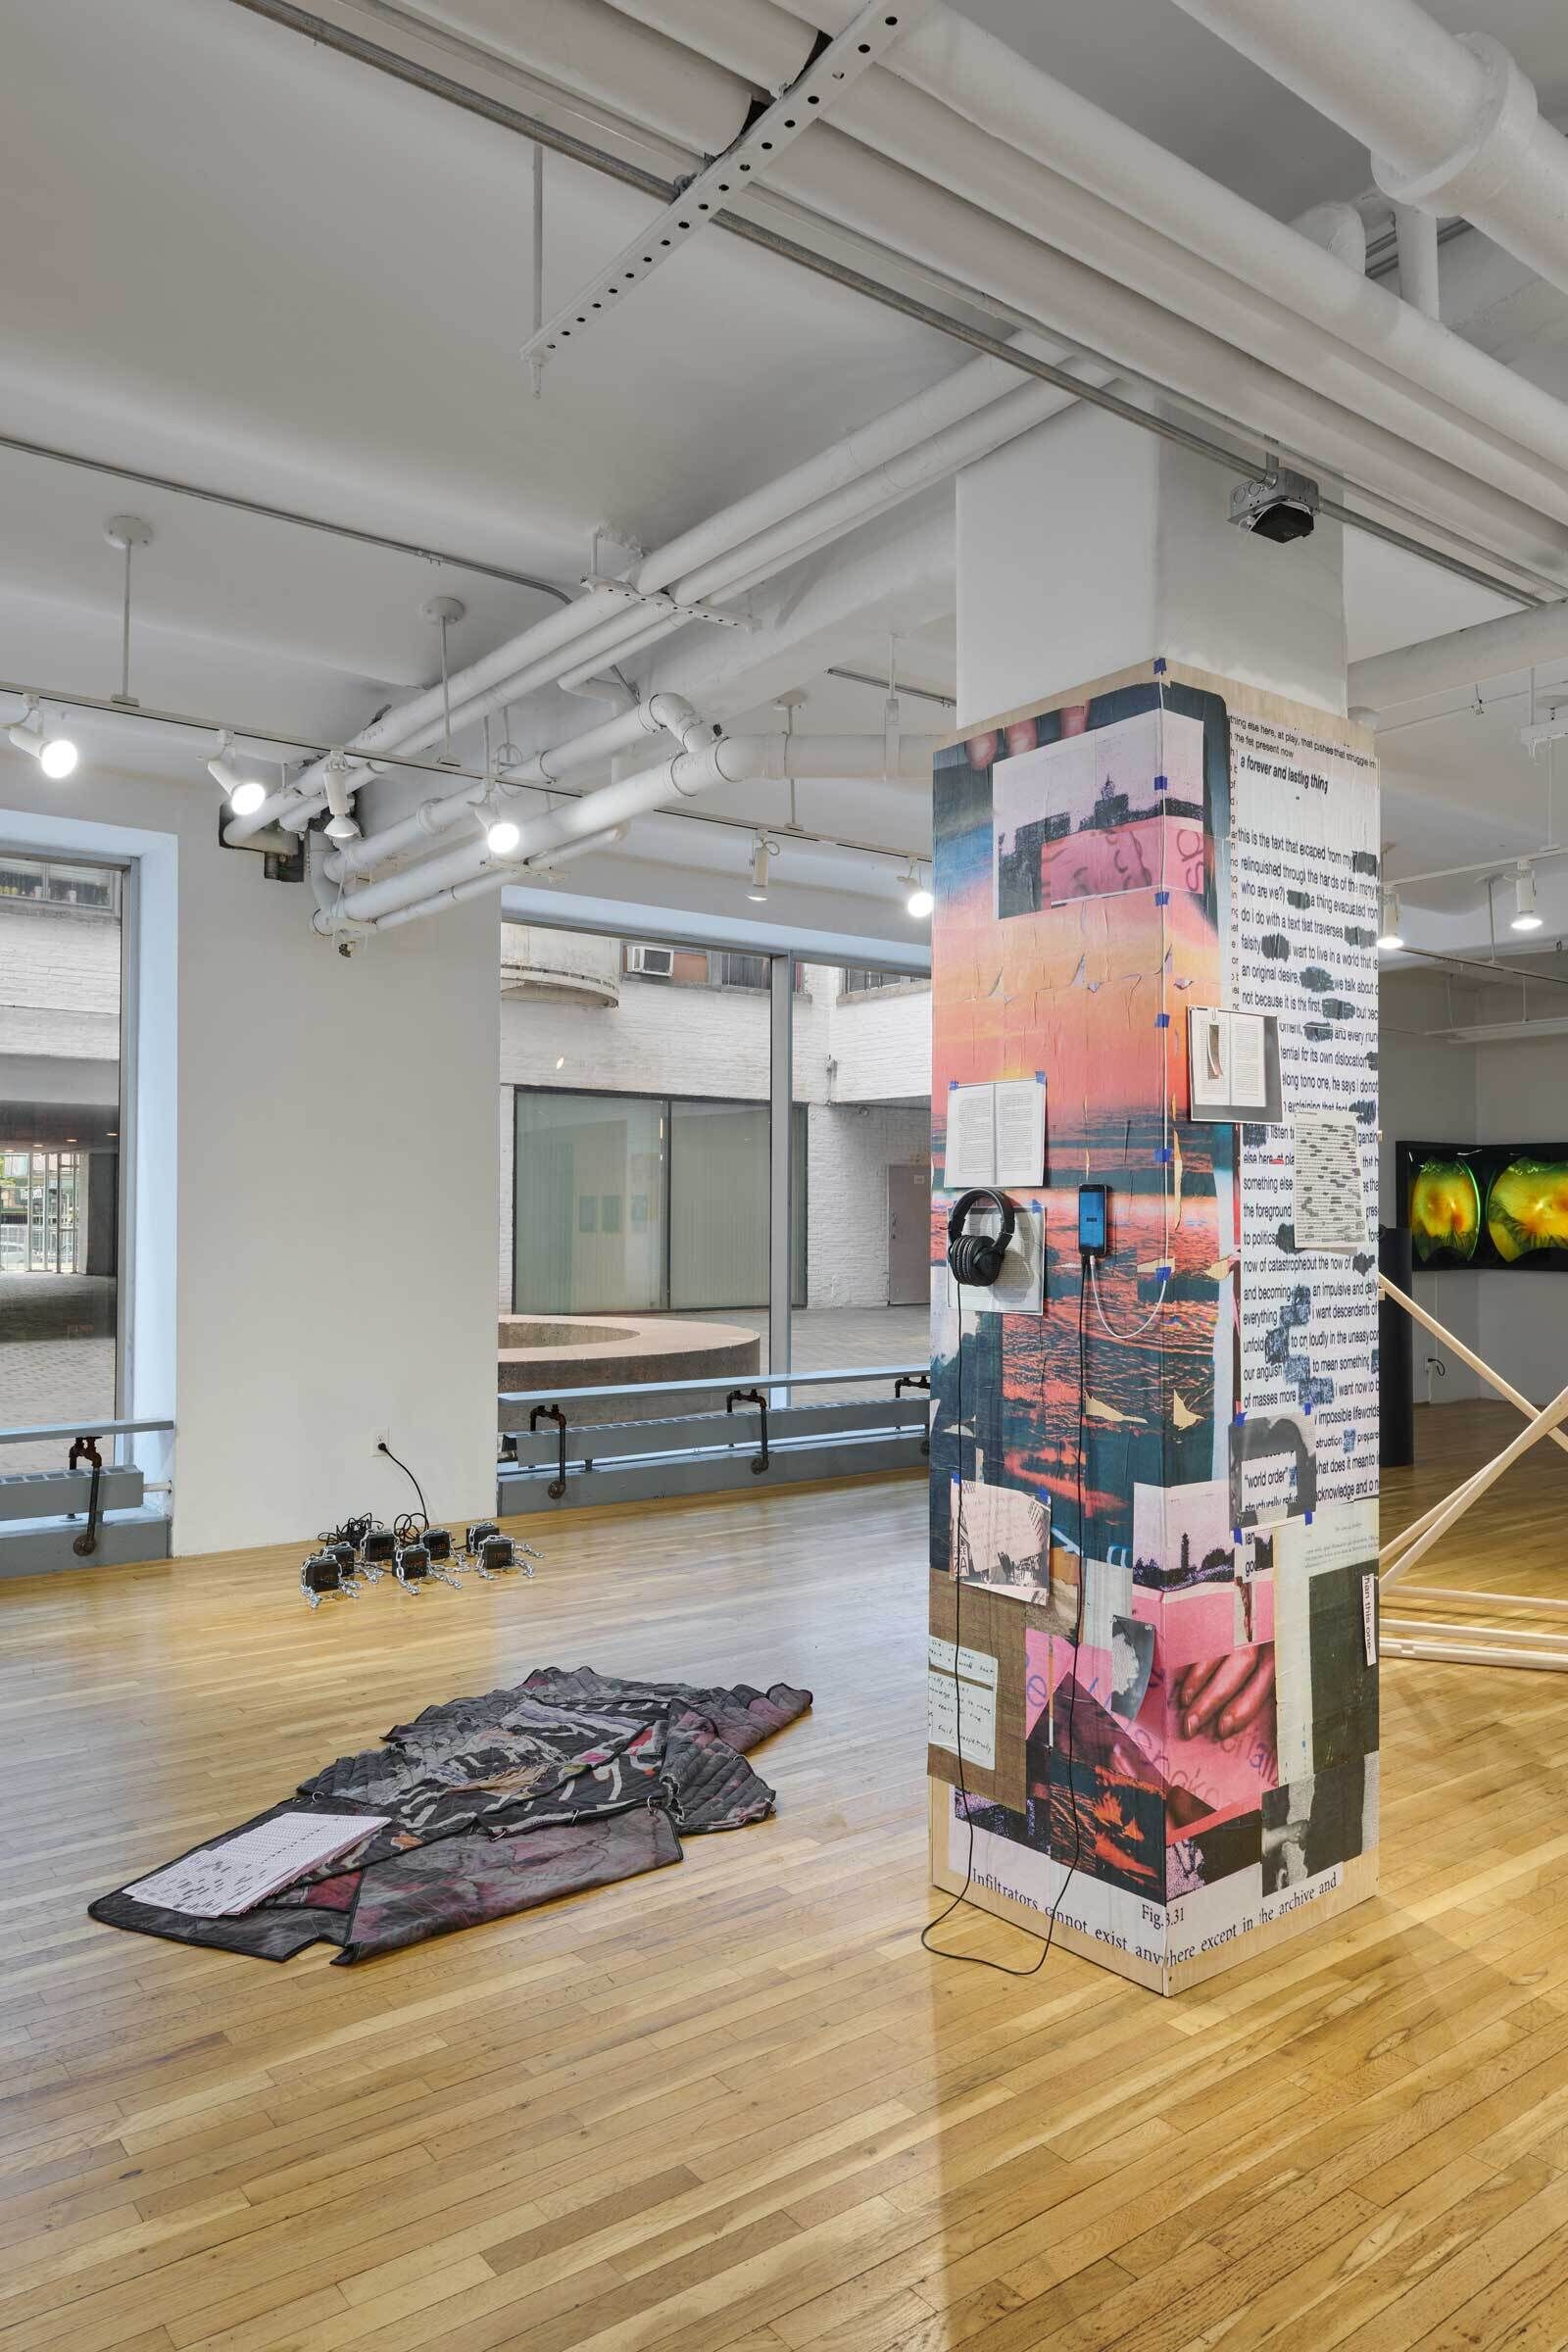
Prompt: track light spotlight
<box><xmin>321</xmin><ymin>751</ymin><xmax>359</xmax><ymax>842</ymax></box>
<box><xmin>1376</xmin><ymin>888</ymin><xmax>1403</xmax><ymax>952</ymax></box>
<box><xmin>747</xmin><ymin>836</ymin><xmax>773</xmax><ymax>904</ymax></box>
<box><xmin>209</xmin><ymin>741</ymin><xmax>269</xmax><ymax>816</ymax></box>
<box><xmin>9</xmin><ymin>702</ymin><xmax>78</xmax><ymax>778</ymax></box>
<box><xmin>1511</xmin><ymin>861</ymin><xmax>1544</xmax><ymax>932</ymax></box>
<box><xmin>487</xmin><ymin>817</ymin><xmax>521</xmax><ymax>856</ymax></box>
<box><xmin>903</xmin><ymin>859</ymin><xmax>933</xmax><ymax>919</ymax></box>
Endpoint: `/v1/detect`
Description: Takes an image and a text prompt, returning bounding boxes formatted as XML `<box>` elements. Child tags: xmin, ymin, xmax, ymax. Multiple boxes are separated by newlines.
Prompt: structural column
<box><xmin>926</xmin><ymin>404</ymin><xmax>1382</xmax><ymax>1991</ymax></box>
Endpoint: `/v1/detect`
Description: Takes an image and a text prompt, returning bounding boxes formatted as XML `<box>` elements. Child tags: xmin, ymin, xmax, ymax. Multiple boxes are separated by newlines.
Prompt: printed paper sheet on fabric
<box><xmin>927</xmin><ymin>663</ymin><xmax>1379</xmax><ymax>1987</ymax></box>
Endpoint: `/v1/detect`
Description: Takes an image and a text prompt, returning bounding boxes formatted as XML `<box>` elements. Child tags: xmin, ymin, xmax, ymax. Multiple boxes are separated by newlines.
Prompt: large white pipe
<box><xmin>241</xmin><ymin>344</ymin><xmax>1051</xmax><ymax>842</ymax></box>
<box><xmin>276</xmin><ymin>593</ymin><xmax>687</xmax><ymax>832</ymax></box>
<box><xmin>1348</xmin><ymin>601</ymin><xmax>1568</xmax><ymax>710</ymax></box>
<box><xmin>636</xmin><ymin>342</ymin><xmax>1041</xmax><ymax>594</ymax></box>
<box><xmin>322</xmin><ymin>694</ymin><xmax>706</xmax><ymax>885</ymax></box>
<box><xmin>542</xmin><ymin>0</ymin><xmax>1568</xmax><ymax>574</ymax></box>
<box><xmin>1164</xmin><ymin>0</ymin><xmax>1568</xmax><ymax>304</ymax></box>
<box><xmin>319</xmin><ymin>730</ymin><xmax>933</xmax><ymax>931</ymax></box>
<box><xmin>668</xmin><ymin>368</ymin><xmax>1094</xmax><ymax>607</ymax></box>
<box><xmin>1394</xmin><ymin>204</ymin><xmax>1442</xmax><ymax>321</ymax></box>
<box><xmin>617</xmin><ymin>0</ymin><xmax>1568</xmax><ymax>506</ymax></box>
<box><xmin>224</xmin><ymin>580</ymin><xmax>644</xmax><ymax>840</ymax></box>
<box><xmin>761</xmin><ymin>122</ymin><xmax>1568</xmax><ymax>576</ymax></box>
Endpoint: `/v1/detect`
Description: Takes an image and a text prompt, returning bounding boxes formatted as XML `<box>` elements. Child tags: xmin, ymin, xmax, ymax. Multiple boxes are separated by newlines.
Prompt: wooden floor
<box><xmin>6</xmin><ymin>1409</ymin><xmax>1568</xmax><ymax>2352</ymax></box>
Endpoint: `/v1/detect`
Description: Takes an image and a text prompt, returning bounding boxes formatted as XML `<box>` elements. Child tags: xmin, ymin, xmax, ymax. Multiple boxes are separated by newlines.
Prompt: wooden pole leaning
<box><xmin>1376</xmin><ymin>1275</ymin><xmax>1568</xmax><ymax>1668</ymax></box>
<box><xmin>1381</xmin><ymin>1375</ymin><xmax>1568</xmax><ymax>1592</ymax></box>
<box><xmin>1377</xmin><ymin>1275</ymin><xmax>1568</xmax><ymax>1570</ymax></box>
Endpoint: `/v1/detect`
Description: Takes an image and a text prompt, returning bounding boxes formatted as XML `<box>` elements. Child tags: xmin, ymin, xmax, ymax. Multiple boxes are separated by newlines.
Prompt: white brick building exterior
<box><xmin>499</xmin><ymin>929</ymin><xmax>931</xmax><ymax>1312</ymax></box>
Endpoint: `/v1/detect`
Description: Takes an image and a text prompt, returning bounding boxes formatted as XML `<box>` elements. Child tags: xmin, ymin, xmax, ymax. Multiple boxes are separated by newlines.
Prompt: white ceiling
<box><xmin>6</xmin><ymin>0</ymin><xmax>1568</xmax><ymax>947</ymax></box>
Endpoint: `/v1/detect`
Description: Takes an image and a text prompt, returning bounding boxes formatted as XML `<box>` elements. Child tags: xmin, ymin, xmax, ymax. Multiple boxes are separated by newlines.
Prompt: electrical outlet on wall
<box><xmin>373</xmin><ymin>1428</ymin><xmax>390</xmax><ymax>1454</ymax></box>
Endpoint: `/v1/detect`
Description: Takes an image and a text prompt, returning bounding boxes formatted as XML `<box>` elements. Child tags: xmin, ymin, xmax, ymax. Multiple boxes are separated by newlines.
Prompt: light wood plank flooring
<box><xmin>4</xmin><ymin>1409</ymin><xmax>1568</xmax><ymax>2351</ymax></box>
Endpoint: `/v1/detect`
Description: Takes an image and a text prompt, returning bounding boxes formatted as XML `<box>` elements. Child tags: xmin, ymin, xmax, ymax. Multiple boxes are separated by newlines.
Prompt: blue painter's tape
<box><xmin>1233</xmin><ymin>1528</ymin><xmax>1244</xmax><ymax>1544</ymax></box>
<box><xmin>1155</xmin><ymin>1263</ymin><xmax>1172</xmax><ymax>1280</ymax></box>
<box><xmin>1153</xmin><ymin>658</ymin><xmax>1167</xmax><ymax>674</ymax></box>
<box><xmin>1304</xmin><ymin>1509</ymin><xmax>1315</xmax><ymax>1525</ymax></box>
<box><xmin>1234</xmin><ymin>1409</ymin><xmax>1247</xmax><ymax>1425</ymax></box>
<box><xmin>1035</xmin><ymin>1069</ymin><xmax>1046</xmax><ymax>1084</ymax></box>
<box><xmin>948</xmin><ymin>1078</ymin><xmax>958</xmax><ymax>1090</ymax></box>
<box><xmin>1154</xmin><ymin>890</ymin><xmax>1170</xmax><ymax>906</ymax></box>
<box><xmin>1153</xmin><ymin>774</ymin><xmax>1168</xmax><ymax>792</ymax></box>
<box><xmin>1155</xmin><ymin>1147</ymin><xmax>1173</xmax><ymax>1164</ymax></box>
<box><xmin>1154</xmin><ymin>1011</ymin><xmax>1170</xmax><ymax>1028</ymax></box>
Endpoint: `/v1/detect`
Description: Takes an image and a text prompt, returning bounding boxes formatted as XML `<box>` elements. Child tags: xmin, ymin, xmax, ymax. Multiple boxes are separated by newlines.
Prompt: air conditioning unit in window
<box><xmin>626</xmin><ymin>944</ymin><xmax>674</xmax><ymax>978</ymax></box>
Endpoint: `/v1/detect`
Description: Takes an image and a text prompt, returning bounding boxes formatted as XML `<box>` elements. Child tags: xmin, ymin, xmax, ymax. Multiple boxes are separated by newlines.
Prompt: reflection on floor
<box><xmin>5</xmin><ymin>1406</ymin><xmax>1568</xmax><ymax>2345</ymax></box>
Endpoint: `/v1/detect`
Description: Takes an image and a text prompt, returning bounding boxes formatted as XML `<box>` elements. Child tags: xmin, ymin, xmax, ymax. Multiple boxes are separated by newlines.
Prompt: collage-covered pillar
<box><xmin>927</xmin><ymin>405</ymin><xmax>1382</xmax><ymax>1992</ymax></box>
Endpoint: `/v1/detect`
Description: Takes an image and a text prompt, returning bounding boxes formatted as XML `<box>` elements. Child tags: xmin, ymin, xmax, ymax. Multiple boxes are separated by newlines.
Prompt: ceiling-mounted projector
<box><xmin>1228</xmin><ymin>466</ymin><xmax>1319</xmax><ymax>544</ymax></box>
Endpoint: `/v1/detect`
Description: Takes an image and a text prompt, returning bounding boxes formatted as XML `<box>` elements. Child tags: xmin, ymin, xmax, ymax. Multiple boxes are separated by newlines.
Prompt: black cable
<box><xmin>376</xmin><ymin>1441</ymin><xmax>429</xmax><ymax>1531</ymax></box>
<box><xmin>921</xmin><ymin>1263</ymin><xmax>1089</xmax><ymax>1979</ymax></box>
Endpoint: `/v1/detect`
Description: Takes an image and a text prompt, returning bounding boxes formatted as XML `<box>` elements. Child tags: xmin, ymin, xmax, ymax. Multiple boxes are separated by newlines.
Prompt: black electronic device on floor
<box><xmin>301</xmin><ymin>1549</ymin><xmax>357</xmax><ymax>1610</ymax></box>
<box><xmin>465</xmin><ymin>1520</ymin><xmax>500</xmax><ymax>1557</ymax></box>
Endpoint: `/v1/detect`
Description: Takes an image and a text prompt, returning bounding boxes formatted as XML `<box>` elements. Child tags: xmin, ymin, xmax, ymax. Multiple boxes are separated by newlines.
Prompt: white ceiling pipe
<box><xmin>319</xmin><ymin>728</ymin><xmax>928</xmax><ymax>934</ymax></box>
<box><xmin>1395</xmin><ymin>204</ymin><xmax>1442</xmax><ymax>321</ymax></box>
<box><xmin>254</xmin><ymin>353</ymin><xmax>1046</xmax><ymax>838</ymax></box>
<box><xmin>635</xmin><ymin>343</ymin><xmax>1039</xmax><ymax>595</ymax></box>
<box><xmin>755</xmin><ymin>122</ymin><xmax>1568</xmax><ymax>575</ymax></box>
<box><xmin>375</xmin><ymin>824</ymin><xmax>635</xmax><ymax>934</ymax></box>
<box><xmin>430</xmin><ymin>0</ymin><xmax>756</xmax><ymax>151</ymax></box>
<box><xmin>271</xmin><ymin>593</ymin><xmax>686</xmax><ymax>835</ymax></box>
<box><xmin>321</xmin><ymin>741</ymin><xmax>723</xmax><ymax>928</ymax></box>
<box><xmin>599</xmin><ymin>0</ymin><xmax>811</xmax><ymax>85</ymax></box>
<box><xmin>542</xmin><ymin>0</ymin><xmax>1568</xmax><ymax>565</ymax></box>
<box><xmin>224</xmin><ymin>580</ymin><xmax>642</xmax><ymax>840</ymax></box>
<box><xmin>665</xmin><ymin>0</ymin><xmax>1568</xmax><ymax>495</ymax></box>
<box><xmin>1292</xmin><ymin>204</ymin><xmax>1367</xmax><ymax>272</ymax></box>
<box><xmin>1163</xmin><ymin>0</ymin><xmax>1568</xmax><ymax>304</ymax></box>
<box><xmin>669</xmin><ymin>369</ymin><xmax>1093</xmax><ymax>607</ymax></box>
<box><xmin>1348</xmin><ymin>603</ymin><xmax>1568</xmax><ymax>710</ymax></box>
<box><xmin>322</xmin><ymin>694</ymin><xmax>708</xmax><ymax>884</ymax></box>
<box><xmin>505</xmin><ymin>693</ymin><xmax>697</xmax><ymax>787</ymax></box>
<box><xmin>261</xmin><ymin>358</ymin><xmax>1060</xmax><ymax>842</ymax></box>
<box><xmin>771</xmin><ymin>79</ymin><xmax>1568</xmax><ymax>536</ymax></box>
<box><xmin>710</xmin><ymin>733</ymin><xmax>938</xmax><ymax>780</ymax></box>
<box><xmin>553</xmin><ymin>614</ymin><xmax>691</xmax><ymax>694</ymax></box>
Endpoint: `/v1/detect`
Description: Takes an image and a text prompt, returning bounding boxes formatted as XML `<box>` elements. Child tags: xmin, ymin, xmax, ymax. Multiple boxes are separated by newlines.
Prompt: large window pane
<box><xmin>669</xmin><ymin>1100</ymin><xmax>770</xmax><ymax>1308</ymax></box>
<box><xmin>792</xmin><ymin>960</ymin><xmax>932</xmax><ymax>1386</ymax></box>
<box><xmin>0</xmin><ymin>854</ymin><xmax>123</xmax><ymax>1471</ymax></box>
<box><xmin>514</xmin><ymin>1090</ymin><xmax>666</xmax><ymax>1312</ymax></box>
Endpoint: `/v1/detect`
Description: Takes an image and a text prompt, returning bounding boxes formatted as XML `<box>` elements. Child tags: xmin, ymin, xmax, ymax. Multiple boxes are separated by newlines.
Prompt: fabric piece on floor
<box><xmin>519</xmin><ymin>1668</ymin><xmax>812</xmax><ymax>1754</ymax></box>
<box><xmin>89</xmin><ymin>1663</ymin><xmax>811</xmax><ymax>1965</ymax></box>
<box><xmin>335</xmin><ymin>1802</ymin><xmax>681</xmax><ymax>1962</ymax></box>
<box><xmin>88</xmin><ymin>1802</ymin><xmax>357</xmax><ymax>1962</ymax></box>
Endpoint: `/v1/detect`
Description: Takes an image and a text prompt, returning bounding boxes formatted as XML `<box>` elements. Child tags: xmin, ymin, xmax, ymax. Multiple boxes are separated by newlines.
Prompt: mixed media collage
<box><xmin>926</xmin><ymin>661</ymin><xmax>1381</xmax><ymax>1983</ymax></box>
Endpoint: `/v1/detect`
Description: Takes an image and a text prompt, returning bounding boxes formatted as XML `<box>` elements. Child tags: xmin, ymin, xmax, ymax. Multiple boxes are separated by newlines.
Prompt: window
<box><xmin>0</xmin><ymin>851</ymin><xmax>126</xmax><ymax>1470</ymax></box>
<box><xmin>513</xmin><ymin>1087</ymin><xmax>807</xmax><ymax>1331</ymax></box>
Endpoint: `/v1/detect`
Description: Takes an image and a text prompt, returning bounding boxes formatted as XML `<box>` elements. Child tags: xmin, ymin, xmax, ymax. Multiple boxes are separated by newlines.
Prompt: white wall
<box><xmin>1</xmin><ymin>745</ymin><xmax>499</xmax><ymax>1555</ymax></box>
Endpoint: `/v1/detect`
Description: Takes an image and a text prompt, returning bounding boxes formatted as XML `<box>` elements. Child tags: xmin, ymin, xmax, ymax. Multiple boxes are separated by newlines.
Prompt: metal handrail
<box><xmin>0</xmin><ymin>1416</ymin><xmax>174</xmax><ymax>1448</ymax></box>
<box><xmin>496</xmin><ymin>1360</ymin><xmax>928</xmax><ymax>1409</ymax></box>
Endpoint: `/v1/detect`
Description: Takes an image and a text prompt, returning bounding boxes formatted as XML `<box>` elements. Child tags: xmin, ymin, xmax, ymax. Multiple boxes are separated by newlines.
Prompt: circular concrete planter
<box><xmin>498</xmin><ymin>1313</ymin><xmax>761</xmax><ymax>1424</ymax></box>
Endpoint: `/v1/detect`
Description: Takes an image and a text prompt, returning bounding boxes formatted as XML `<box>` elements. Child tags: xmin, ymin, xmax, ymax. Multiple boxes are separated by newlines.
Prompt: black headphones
<box><xmin>946</xmin><ymin>1188</ymin><xmax>1016</xmax><ymax>1288</ymax></box>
